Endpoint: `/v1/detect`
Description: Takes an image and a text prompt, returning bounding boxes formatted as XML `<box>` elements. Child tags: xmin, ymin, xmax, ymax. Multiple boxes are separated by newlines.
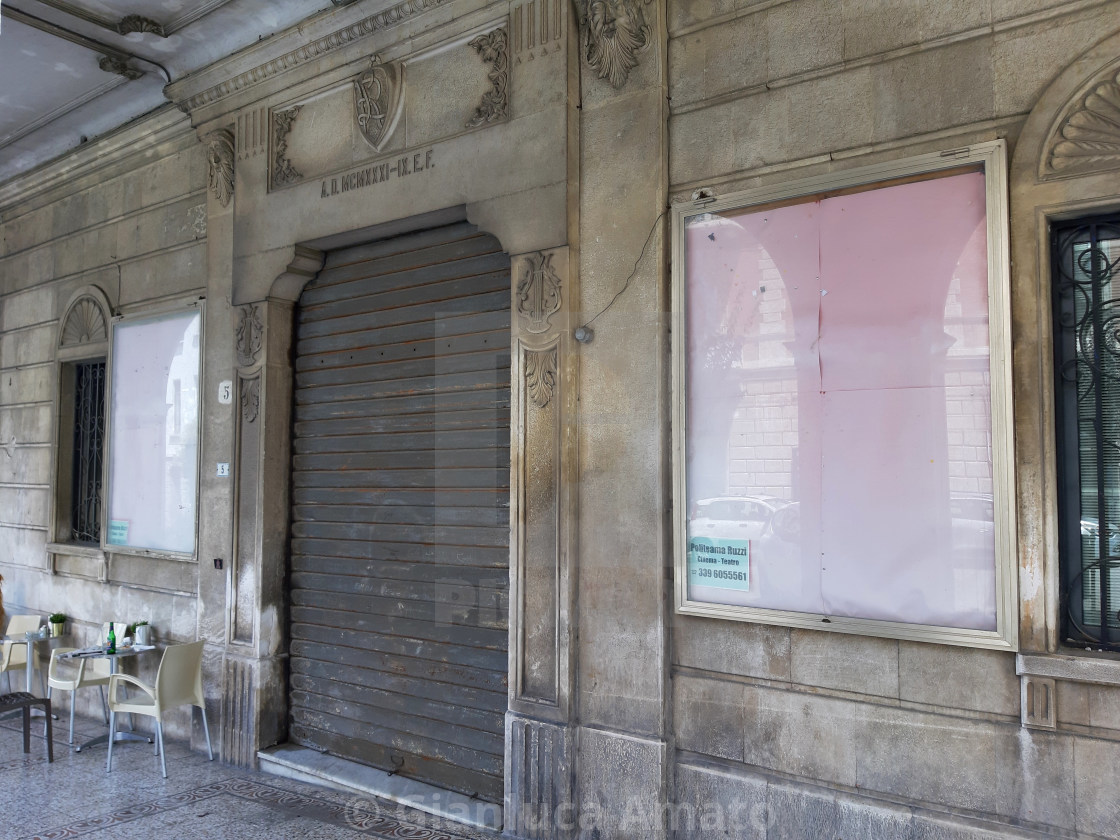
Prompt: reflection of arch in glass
<box><xmin>684</xmin><ymin>204</ymin><xmax>820</xmax><ymax>502</ymax></box>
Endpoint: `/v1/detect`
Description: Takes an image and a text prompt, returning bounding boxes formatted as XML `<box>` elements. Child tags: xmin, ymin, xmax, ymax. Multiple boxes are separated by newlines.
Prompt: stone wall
<box><xmin>0</xmin><ymin>107</ymin><xmax>208</xmax><ymax>735</ymax></box>
<box><xmin>662</xmin><ymin>1</ymin><xmax>1120</xmax><ymax>838</ymax></box>
<box><xmin>2</xmin><ymin>0</ymin><xmax>1120</xmax><ymax>836</ymax></box>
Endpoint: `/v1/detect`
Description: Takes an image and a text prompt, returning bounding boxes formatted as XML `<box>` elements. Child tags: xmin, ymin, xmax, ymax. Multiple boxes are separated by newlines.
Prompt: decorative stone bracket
<box><xmin>1017</xmin><ymin>652</ymin><xmax>1120</xmax><ymax>731</ymax></box>
<box><xmin>576</xmin><ymin>0</ymin><xmax>653</xmax><ymax>88</ymax></box>
<box><xmin>205</xmin><ymin>129</ymin><xmax>235</xmax><ymax>208</ymax></box>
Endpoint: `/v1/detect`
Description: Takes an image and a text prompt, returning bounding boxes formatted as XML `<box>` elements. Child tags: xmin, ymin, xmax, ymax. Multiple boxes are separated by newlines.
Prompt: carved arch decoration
<box><xmin>57</xmin><ymin>286</ymin><xmax>112</xmax><ymax>354</ymax></box>
<box><xmin>1009</xmin><ymin>32</ymin><xmax>1120</xmax><ymax>654</ymax></box>
<box><xmin>1041</xmin><ymin>63</ymin><xmax>1120</xmax><ymax>179</ymax></box>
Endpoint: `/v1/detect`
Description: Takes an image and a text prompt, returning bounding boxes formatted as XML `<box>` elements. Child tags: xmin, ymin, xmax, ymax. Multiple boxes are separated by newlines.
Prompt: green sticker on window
<box><xmin>688</xmin><ymin>537</ymin><xmax>751</xmax><ymax>591</ymax></box>
<box><xmin>107</xmin><ymin>520</ymin><xmax>129</xmax><ymax>545</ymax></box>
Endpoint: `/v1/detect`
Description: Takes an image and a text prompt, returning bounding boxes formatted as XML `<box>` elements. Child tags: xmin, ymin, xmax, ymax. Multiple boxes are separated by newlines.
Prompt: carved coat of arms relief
<box><xmin>353</xmin><ymin>56</ymin><xmax>403</xmax><ymax>151</ymax></box>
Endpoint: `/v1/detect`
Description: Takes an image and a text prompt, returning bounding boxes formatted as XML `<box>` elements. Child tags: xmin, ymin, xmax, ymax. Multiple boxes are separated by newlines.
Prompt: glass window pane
<box><xmin>1053</xmin><ymin>216</ymin><xmax>1120</xmax><ymax>649</ymax></box>
<box><xmin>106</xmin><ymin>309</ymin><xmax>201</xmax><ymax>554</ymax></box>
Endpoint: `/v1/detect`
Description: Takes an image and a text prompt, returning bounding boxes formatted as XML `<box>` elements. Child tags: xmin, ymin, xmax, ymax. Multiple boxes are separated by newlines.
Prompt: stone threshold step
<box><xmin>258</xmin><ymin>743</ymin><xmax>503</xmax><ymax>832</ymax></box>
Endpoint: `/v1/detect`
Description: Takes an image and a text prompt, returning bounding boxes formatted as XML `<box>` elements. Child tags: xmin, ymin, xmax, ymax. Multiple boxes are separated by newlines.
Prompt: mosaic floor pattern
<box><xmin>0</xmin><ymin>710</ymin><xmax>499</xmax><ymax>840</ymax></box>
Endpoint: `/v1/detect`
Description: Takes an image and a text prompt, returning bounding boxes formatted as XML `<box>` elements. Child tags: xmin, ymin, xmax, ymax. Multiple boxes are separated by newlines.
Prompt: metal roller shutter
<box><xmin>288</xmin><ymin>222</ymin><xmax>510</xmax><ymax>802</ymax></box>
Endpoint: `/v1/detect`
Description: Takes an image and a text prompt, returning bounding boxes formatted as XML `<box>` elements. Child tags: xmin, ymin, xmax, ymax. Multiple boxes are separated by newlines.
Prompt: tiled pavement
<box><xmin>0</xmin><ymin>709</ymin><xmax>501</xmax><ymax>840</ymax></box>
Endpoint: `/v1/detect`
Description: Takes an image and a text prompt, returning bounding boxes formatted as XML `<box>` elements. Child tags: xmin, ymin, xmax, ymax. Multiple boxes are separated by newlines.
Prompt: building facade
<box><xmin>2</xmin><ymin>0</ymin><xmax>1120</xmax><ymax>837</ymax></box>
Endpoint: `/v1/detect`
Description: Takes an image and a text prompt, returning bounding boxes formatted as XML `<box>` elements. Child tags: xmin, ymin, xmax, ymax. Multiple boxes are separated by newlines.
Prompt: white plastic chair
<box><xmin>45</xmin><ymin>620</ymin><xmax>125</xmax><ymax>743</ymax></box>
<box><xmin>1</xmin><ymin>615</ymin><xmax>45</xmax><ymax>694</ymax></box>
<box><xmin>106</xmin><ymin>641</ymin><xmax>212</xmax><ymax>778</ymax></box>
<box><xmin>46</xmin><ymin>650</ymin><xmax>111</xmax><ymax>744</ymax></box>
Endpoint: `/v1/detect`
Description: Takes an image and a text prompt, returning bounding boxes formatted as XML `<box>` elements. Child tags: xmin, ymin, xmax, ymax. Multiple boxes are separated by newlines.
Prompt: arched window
<box><xmin>53</xmin><ymin>290</ymin><xmax>110</xmax><ymax>546</ymax></box>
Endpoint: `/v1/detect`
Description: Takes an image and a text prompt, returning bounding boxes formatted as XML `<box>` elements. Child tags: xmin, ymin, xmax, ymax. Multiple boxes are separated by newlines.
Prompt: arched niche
<box><xmin>1009</xmin><ymin>31</ymin><xmax>1120</xmax><ymax>652</ymax></box>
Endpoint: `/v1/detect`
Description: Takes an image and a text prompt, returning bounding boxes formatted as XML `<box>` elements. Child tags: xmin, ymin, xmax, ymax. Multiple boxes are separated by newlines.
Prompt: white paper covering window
<box><xmin>106</xmin><ymin>308</ymin><xmax>202</xmax><ymax>555</ymax></box>
<box><xmin>674</xmin><ymin>147</ymin><xmax>1016</xmax><ymax>647</ymax></box>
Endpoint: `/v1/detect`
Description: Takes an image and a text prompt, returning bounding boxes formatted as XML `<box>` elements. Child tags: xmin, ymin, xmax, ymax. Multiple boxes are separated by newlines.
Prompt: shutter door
<box><xmin>288</xmin><ymin>223</ymin><xmax>510</xmax><ymax>802</ymax></box>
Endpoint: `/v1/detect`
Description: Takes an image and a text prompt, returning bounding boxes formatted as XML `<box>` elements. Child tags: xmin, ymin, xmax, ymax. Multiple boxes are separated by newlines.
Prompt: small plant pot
<box><xmin>49</xmin><ymin>621</ymin><xmax>65</xmax><ymax>638</ymax></box>
<box><xmin>134</xmin><ymin>625</ymin><xmax>152</xmax><ymax>645</ymax></box>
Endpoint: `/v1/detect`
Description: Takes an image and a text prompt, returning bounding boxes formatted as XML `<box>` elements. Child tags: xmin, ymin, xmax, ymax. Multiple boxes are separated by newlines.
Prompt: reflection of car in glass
<box><xmin>690</xmin><ymin>496</ymin><xmax>789</xmax><ymax>541</ymax></box>
<box><xmin>768</xmin><ymin>502</ymin><xmax>800</xmax><ymax>542</ymax></box>
<box><xmin>1080</xmin><ymin>517</ymin><xmax>1120</xmax><ymax>557</ymax></box>
<box><xmin>951</xmin><ymin>493</ymin><xmax>995</xmax><ymax>558</ymax></box>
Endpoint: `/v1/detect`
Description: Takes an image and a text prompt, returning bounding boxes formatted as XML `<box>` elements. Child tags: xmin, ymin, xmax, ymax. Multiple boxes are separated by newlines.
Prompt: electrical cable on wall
<box><xmin>573</xmin><ymin>208</ymin><xmax>668</xmax><ymax>343</ymax></box>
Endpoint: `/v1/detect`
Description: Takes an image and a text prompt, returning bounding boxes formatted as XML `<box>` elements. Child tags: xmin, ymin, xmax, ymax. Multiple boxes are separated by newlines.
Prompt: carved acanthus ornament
<box><xmin>577</xmin><ymin>0</ymin><xmax>652</xmax><ymax>89</ymax></box>
<box><xmin>236</xmin><ymin>305</ymin><xmax>264</xmax><ymax>367</ymax></box>
<box><xmin>241</xmin><ymin>378</ymin><xmax>261</xmax><ymax>423</ymax></box>
<box><xmin>354</xmin><ymin>56</ymin><xmax>402</xmax><ymax>151</ymax></box>
<box><xmin>525</xmin><ymin>349</ymin><xmax>558</xmax><ymax>408</ymax></box>
<box><xmin>272</xmin><ymin>106</ymin><xmax>303</xmax><ymax>187</ymax></box>
<box><xmin>117</xmin><ymin>15</ymin><xmax>166</xmax><ymax>36</ymax></box>
<box><xmin>205</xmin><ymin>129</ymin><xmax>235</xmax><ymax>208</ymax></box>
<box><xmin>517</xmin><ymin>252</ymin><xmax>563</xmax><ymax>334</ymax></box>
<box><xmin>1046</xmin><ymin>70</ymin><xmax>1120</xmax><ymax>177</ymax></box>
<box><xmin>467</xmin><ymin>28</ymin><xmax>510</xmax><ymax>127</ymax></box>
<box><xmin>98</xmin><ymin>55</ymin><xmax>144</xmax><ymax>80</ymax></box>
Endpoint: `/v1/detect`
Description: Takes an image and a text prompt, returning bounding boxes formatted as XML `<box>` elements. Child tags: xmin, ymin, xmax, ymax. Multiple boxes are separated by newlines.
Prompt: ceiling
<box><xmin>0</xmin><ymin>0</ymin><xmax>357</xmax><ymax>185</ymax></box>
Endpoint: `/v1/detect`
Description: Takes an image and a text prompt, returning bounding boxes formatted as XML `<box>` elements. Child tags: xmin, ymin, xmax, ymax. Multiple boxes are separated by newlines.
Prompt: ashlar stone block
<box><xmin>673</xmin><ymin>762</ymin><xmax>767</xmax><ymax>840</ymax></box>
<box><xmin>668</xmin><ymin>12</ymin><xmax>767</xmax><ymax>108</ymax></box>
<box><xmin>764</xmin><ymin>0</ymin><xmax>844</xmax><ymax>81</ymax></box>
<box><xmin>840</xmin><ymin>0</ymin><xmax>990</xmax><ymax>61</ymax></box>
<box><xmin>898</xmin><ymin>642</ymin><xmax>1018</xmax><ymax>716</ymax></box>
<box><xmin>790</xmin><ymin>629</ymin><xmax>898</xmax><ymax>698</ymax></box>
<box><xmin>870</xmin><ymin>38</ymin><xmax>995</xmax><ymax>143</ymax></box>
<box><xmin>1074</xmin><ymin>736</ymin><xmax>1120</xmax><ymax>836</ymax></box>
<box><xmin>673</xmin><ymin>673</ymin><xmax>746</xmax><ymax>762</ymax></box>
<box><xmin>992</xmin><ymin>5</ymin><xmax>1120</xmax><ymax>116</ymax></box>
<box><xmin>672</xmin><ymin>614</ymin><xmax>790</xmax><ymax>681</ymax></box>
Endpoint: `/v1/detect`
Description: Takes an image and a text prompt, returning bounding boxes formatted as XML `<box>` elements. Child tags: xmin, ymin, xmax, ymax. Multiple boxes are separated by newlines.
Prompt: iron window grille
<box><xmin>1053</xmin><ymin>212</ymin><xmax>1120</xmax><ymax>651</ymax></box>
<box><xmin>70</xmin><ymin>360</ymin><xmax>106</xmax><ymax>544</ymax></box>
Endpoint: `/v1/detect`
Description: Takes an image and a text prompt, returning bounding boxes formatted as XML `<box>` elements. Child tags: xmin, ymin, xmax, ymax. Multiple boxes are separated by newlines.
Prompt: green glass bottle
<box><xmin>107</xmin><ymin>622</ymin><xmax>116</xmax><ymax>655</ymax></box>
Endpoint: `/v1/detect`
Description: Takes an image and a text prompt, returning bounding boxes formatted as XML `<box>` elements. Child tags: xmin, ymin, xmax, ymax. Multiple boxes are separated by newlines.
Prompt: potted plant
<box><xmin>132</xmin><ymin>620</ymin><xmax>151</xmax><ymax>646</ymax></box>
<box><xmin>48</xmin><ymin>613</ymin><xmax>66</xmax><ymax>637</ymax></box>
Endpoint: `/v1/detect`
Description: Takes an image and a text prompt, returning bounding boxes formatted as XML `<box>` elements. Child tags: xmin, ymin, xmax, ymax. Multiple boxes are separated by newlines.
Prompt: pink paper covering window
<box><xmin>684</xmin><ymin>170</ymin><xmax>996</xmax><ymax>630</ymax></box>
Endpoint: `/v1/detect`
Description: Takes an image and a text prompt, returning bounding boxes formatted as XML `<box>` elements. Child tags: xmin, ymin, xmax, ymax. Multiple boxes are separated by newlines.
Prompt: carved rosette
<box><xmin>517</xmin><ymin>252</ymin><xmax>563</xmax><ymax>334</ymax></box>
<box><xmin>98</xmin><ymin>55</ymin><xmax>143</xmax><ymax>80</ymax></box>
<box><xmin>205</xmin><ymin>129</ymin><xmax>235</xmax><ymax>208</ymax></box>
<box><xmin>272</xmin><ymin>106</ymin><xmax>303</xmax><ymax>187</ymax></box>
<box><xmin>467</xmin><ymin>28</ymin><xmax>510</xmax><ymax>128</ymax></box>
<box><xmin>117</xmin><ymin>15</ymin><xmax>166</xmax><ymax>37</ymax></box>
<box><xmin>236</xmin><ymin>305</ymin><xmax>264</xmax><ymax>368</ymax></box>
<box><xmin>577</xmin><ymin>0</ymin><xmax>652</xmax><ymax>89</ymax></box>
<box><xmin>354</xmin><ymin>56</ymin><xmax>403</xmax><ymax>151</ymax></box>
<box><xmin>1046</xmin><ymin>71</ymin><xmax>1120</xmax><ymax>177</ymax></box>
